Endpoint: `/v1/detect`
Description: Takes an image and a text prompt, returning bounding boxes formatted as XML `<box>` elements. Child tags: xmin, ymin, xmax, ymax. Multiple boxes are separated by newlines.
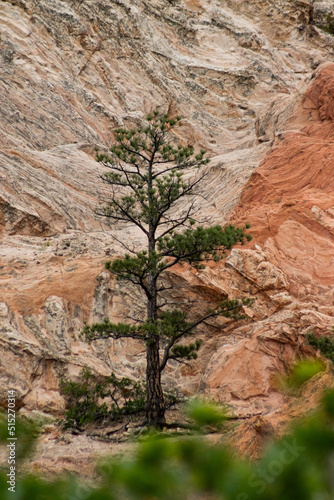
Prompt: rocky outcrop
<box><xmin>0</xmin><ymin>0</ymin><xmax>334</xmax><ymax>469</ymax></box>
<box><xmin>232</xmin><ymin>63</ymin><xmax>334</xmax><ymax>304</ymax></box>
<box><xmin>1</xmin><ymin>0</ymin><xmax>333</xmax><ymax>235</ymax></box>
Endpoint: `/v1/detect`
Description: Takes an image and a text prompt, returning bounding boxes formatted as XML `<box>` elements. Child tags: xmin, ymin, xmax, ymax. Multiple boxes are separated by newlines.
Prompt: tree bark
<box><xmin>145</xmin><ymin>274</ymin><xmax>165</xmax><ymax>425</ymax></box>
<box><xmin>145</xmin><ymin>156</ymin><xmax>165</xmax><ymax>426</ymax></box>
<box><xmin>146</xmin><ymin>338</ymin><xmax>165</xmax><ymax>426</ymax></box>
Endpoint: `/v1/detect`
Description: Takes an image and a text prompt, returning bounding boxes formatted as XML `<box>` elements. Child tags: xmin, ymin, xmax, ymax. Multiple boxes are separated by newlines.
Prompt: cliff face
<box><xmin>0</xmin><ymin>0</ymin><xmax>334</xmax><ymax>465</ymax></box>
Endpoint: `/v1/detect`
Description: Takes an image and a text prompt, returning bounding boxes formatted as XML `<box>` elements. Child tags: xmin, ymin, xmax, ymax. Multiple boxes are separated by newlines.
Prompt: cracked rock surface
<box><xmin>0</xmin><ymin>0</ymin><xmax>334</xmax><ymax>468</ymax></box>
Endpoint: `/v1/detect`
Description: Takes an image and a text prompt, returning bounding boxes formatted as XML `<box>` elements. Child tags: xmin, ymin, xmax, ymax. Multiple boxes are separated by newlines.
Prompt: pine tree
<box><xmin>84</xmin><ymin>110</ymin><xmax>251</xmax><ymax>426</ymax></box>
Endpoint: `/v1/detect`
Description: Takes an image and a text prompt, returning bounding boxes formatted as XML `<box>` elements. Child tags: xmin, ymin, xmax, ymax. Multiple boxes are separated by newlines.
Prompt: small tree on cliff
<box><xmin>84</xmin><ymin>111</ymin><xmax>251</xmax><ymax>427</ymax></box>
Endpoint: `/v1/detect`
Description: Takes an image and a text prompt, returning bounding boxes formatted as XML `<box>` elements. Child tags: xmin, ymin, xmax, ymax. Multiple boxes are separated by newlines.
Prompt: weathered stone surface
<box><xmin>201</xmin><ymin>311</ymin><xmax>307</xmax><ymax>415</ymax></box>
<box><xmin>1</xmin><ymin>0</ymin><xmax>333</xmax><ymax>235</ymax></box>
<box><xmin>232</xmin><ymin>63</ymin><xmax>334</xmax><ymax>303</ymax></box>
<box><xmin>0</xmin><ymin>0</ymin><xmax>334</xmax><ymax>471</ymax></box>
<box><xmin>226</xmin><ymin>249</ymin><xmax>288</xmax><ymax>291</ymax></box>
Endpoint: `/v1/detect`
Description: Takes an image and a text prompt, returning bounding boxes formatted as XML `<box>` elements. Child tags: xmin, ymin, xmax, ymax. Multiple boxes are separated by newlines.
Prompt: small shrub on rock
<box><xmin>322</xmin><ymin>14</ymin><xmax>334</xmax><ymax>35</ymax></box>
<box><xmin>306</xmin><ymin>329</ymin><xmax>334</xmax><ymax>364</ymax></box>
<box><xmin>59</xmin><ymin>366</ymin><xmax>146</xmax><ymax>430</ymax></box>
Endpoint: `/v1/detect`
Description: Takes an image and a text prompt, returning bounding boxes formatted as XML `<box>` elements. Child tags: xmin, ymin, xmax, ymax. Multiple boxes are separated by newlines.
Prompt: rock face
<box><xmin>0</xmin><ymin>0</ymin><xmax>334</xmax><ymax>466</ymax></box>
<box><xmin>232</xmin><ymin>63</ymin><xmax>334</xmax><ymax>303</ymax></box>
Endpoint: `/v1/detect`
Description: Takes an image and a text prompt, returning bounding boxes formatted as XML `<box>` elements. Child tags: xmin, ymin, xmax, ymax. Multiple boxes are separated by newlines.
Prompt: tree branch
<box><xmin>100</xmin><ymin>161</ymin><xmax>146</xmax><ymax>182</ymax></box>
<box><xmin>157</xmin><ymin>200</ymin><xmax>197</xmax><ymax>239</ymax></box>
<box><xmin>159</xmin><ymin>304</ymin><xmax>243</xmax><ymax>371</ymax></box>
<box><xmin>101</xmin><ymin>192</ymin><xmax>149</xmax><ymax>236</ymax></box>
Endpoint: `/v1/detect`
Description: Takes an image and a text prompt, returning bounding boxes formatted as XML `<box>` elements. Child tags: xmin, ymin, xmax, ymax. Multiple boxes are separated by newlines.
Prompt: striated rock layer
<box><xmin>0</xmin><ymin>0</ymin><xmax>334</xmax><ymax>467</ymax></box>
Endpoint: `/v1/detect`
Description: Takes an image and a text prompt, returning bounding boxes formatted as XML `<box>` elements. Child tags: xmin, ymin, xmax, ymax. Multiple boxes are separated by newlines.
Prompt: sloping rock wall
<box><xmin>0</xmin><ymin>0</ymin><xmax>334</xmax><ymax>464</ymax></box>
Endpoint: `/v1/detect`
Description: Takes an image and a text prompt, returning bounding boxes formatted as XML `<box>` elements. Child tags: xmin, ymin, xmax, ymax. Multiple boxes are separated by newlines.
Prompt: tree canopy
<box><xmin>84</xmin><ymin>110</ymin><xmax>251</xmax><ymax>426</ymax></box>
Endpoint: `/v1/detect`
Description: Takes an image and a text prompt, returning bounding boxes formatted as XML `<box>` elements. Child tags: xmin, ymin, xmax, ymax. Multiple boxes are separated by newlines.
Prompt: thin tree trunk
<box><xmin>145</xmin><ymin>157</ymin><xmax>165</xmax><ymax>426</ymax></box>
<box><xmin>146</xmin><ymin>338</ymin><xmax>165</xmax><ymax>426</ymax></box>
<box><xmin>145</xmin><ymin>247</ymin><xmax>166</xmax><ymax>426</ymax></box>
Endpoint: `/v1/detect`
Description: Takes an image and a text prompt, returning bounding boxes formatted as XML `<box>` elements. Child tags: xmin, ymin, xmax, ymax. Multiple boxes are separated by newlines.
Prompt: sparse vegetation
<box><xmin>60</xmin><ymin>366</ymin><xmax>179</xmax><ymax>430</ymax></box>
<box><xmin>83</xmin><ymin>110</ymin><xmax>252</xmax><ymax>427</ymax></box>
<box><xmin>3</xmin><ymin>387</ymin><xmax>334</xmax><ymax>498</ymax></box>
<box><xmin>321</xmin><ymin>14</ymin><xmax>334</xmax><ymax>36</ymax></box>
<box><xmin>60</xmin><ymin>366</ymin><xmax>146</xmax><ymax>430</ymax></box>
<box><xmin>279</xmin><ymin>358</ymin><xmax>326</xmax><ymax>394</ymax></box>
<box><xmin>306</xmin><ymin>329</ymin><xmax>334</xmax><ymax>363</ymax></box>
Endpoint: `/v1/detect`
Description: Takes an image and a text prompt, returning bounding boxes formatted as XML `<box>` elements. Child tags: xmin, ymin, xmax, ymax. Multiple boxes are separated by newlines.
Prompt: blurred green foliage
<box><xmin>2</xmin><ymin>366</ymin><xmax>334</xmax><ymax>499</ymax></box>
<box><xmin>186</xmin><ymin>398</ymin><xmax>227</xmax><ymax>429</ymax></box>
<box><xmin>0</xmin><ymin>413</ymin><xmax>38</xmax><ymax>463</ymax></box>
<box><xmin>280</xmin><ymin>358</ymin><xmax>326</xmax><ymax>393</ymax></box>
